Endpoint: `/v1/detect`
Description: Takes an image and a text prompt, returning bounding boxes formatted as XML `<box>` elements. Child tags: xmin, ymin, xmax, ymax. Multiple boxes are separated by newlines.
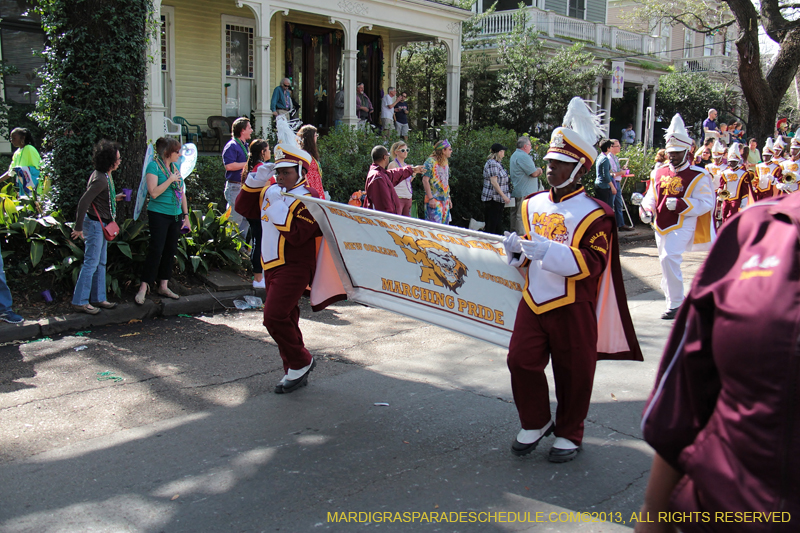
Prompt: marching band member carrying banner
<box><xmin>774</xmin><ymin>134</ymin><xmax>800</xmax><ymax>195</ymax></box>
<box><xmin>718</xmin><ymin>142</ymin><xmax>754</xmax><ymax>224</ymax></box>
<box><xmin>640</xmin><ymin>114</ymin><xmax>715</xmax><ymax>320</ymax></box>
<box><xmin>259</xmin><ymin>121</ymin><xmax>344</xmax><ymax>394</ymax></box>
<box><xmin>502</xmin><ymin>97</ymin><xmax>642</xmax><ymax>463</ymax></box>
<box><xmin>752</xmin><ymin>137</ymin><xmax>778</xmax><ymax>202</ymax></box>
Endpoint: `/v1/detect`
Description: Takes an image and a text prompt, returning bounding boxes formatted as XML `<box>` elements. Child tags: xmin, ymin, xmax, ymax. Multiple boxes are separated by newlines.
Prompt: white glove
<box><xmin>265</xmin><ymin>183</ymin><xmax>284</xmax><ymax>206</ymax></box>
<box><xmin>776</xmin><ymin>182</ymin><xmax>788</xmax><ymax>192</ymax></box>
<box><xmin>264</xmin><ymin>184</ymin><xmax>289</xmax><ymax>223</ymax></box>
<box><xmin>665</xmin><ymin>197</ymin><xmax>677</xmax><ymax>211</ymax></box>
<box><xmin>639</xmin><ymin>208</ymin><xmax>653</xmax><ymax>224</ymax></box>
<box><xmin>503</xmin><ymin>231</ymin><xmax>522</xmax><ymax>254</ymax></box>
<box><xmin>519</xmin><ymin>233</ymin><xmax>551</xmax><ymax>261</ymax></box>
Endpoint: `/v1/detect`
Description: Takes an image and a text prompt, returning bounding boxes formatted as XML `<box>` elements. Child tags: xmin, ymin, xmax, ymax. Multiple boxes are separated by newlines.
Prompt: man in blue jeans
<box><xmin>609</xmin><ymin>139</ymin><xmax>633</xmax><ymax>230</ymax></box>
<box><xmin>0</xmin><ymin>242</ymin><xmax>23</xmax><ymax>323</ymax></box>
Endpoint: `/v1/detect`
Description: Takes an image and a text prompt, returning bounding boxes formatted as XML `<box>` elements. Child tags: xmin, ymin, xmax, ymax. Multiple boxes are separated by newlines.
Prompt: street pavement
<box><xmin>0</xmin><ymin>241</ymin><xmax>710</xmax><ymax>532</ymax></box>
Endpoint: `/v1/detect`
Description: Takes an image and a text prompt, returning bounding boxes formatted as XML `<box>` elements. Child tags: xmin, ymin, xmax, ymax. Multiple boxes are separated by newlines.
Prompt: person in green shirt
<box><xmin>134</xmin><ymin>137</ymin><xmax>190</xmax><ymax>305</ymax></box>
<box><xmin>0</xmin><ymin>128</ymin><xmax>41</xmax><ymax>194</ymax></box>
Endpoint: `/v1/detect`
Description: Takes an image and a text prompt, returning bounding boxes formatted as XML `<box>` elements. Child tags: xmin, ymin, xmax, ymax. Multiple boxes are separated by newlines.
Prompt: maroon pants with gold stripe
<box><xmin>507</xmin><ymin>300</ymin><xmax>598</xmax><ymax>445</ymax></box>
<box><xmin>263</xmin><ymin>263</ymin><xmax>314</xmax><ymax>373</ymax></box>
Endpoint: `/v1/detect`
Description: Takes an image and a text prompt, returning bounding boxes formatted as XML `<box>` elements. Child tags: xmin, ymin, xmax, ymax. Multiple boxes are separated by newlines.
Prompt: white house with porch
<box><xmin>145</xmin><ymin>0</ymin><xmax>472</xmax><ymax>145</ymax></box>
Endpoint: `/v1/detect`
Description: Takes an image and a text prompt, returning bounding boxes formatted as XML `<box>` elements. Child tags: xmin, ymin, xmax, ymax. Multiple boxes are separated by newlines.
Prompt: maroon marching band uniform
<box><xmin>509</xmin><ymin>186</ymin><xmax>642</xmax><ymax>446</ymax></box>
<box><xmin>260</xmin><ymin>177</ymin><xmax>322</xmax><ymax>374</ymax></box>
<box><xmin>364</xmin><ymin>163</ymin><xmax>416</xmax><ymax>215</ymax></box>
<box><xmin>718</xmin><ymin>166</ymin><xmax>753</xmax><ymax>225</ymax></box>
<box><xmin>641</xmin><ymin>193</ymin><xmax>800</xmax><ymax>530</ymax></box>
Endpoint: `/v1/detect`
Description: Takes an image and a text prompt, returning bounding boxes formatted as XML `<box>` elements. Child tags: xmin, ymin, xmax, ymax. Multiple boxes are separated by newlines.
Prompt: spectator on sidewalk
<box><xmin>71</xmin><ymin>139</ymin><xmax>126</xmax><ymax>314</ymax></box>
<box><xmin>222</xmin><ymin>117</ymin><xmax>252</xmax><ymax>237</ymax></box>
<box><xmin>609</xmin><ymin>139</ymin><xmax>632</xmax><ymax>230</ymax></box>
<box><xmin>509</xmin><ymin>136</ymin><xmax>543</xmax><ymax>234</ymax></box>
<box><xmin>297</xmin><ymin>125</ymin><xmax>325</xmax><ymax>198</ymax></box>
<box><xmin>0</xmin><ymin>243</ymin><xmax>22</xmax><ymax>323</ymax></box>
<box><xmin>387</xmin><ymin>141</ymin><xmax>414</xmax><ymax>216</ymax></box>
<box><xmin>481</xmin><ymin>143</ymin><xmax>511</xmax><ymax>235</ymax></box>
<box><xmin>594</xmin><ymin>139</ymin><xmax>615</xmax><ymax>208</ymax></box>
<box><xmin>365</xmin><ymin>145</ymin><xmax>423</xmax><ymax>215</ymax></box>
<box><xmin>701</xmin><ymin>109</ymin><xmax>719</xmax><ymax>144</ymax></box>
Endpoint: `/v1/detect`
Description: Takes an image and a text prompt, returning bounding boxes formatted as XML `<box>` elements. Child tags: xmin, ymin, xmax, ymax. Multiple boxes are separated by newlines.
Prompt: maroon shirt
<box><xmin>365</xmin><ymin>163</ymin><xmax>415</xmax><ymax>214</ymax></box>
<box><xmin>642</xmin><ymin>193</ymin><xmax>800</xmax><ymax>529</ymax></box>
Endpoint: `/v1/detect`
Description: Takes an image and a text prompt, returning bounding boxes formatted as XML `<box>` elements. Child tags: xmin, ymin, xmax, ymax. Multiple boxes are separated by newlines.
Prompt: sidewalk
<box><xmin>0</xmin><ymin>287</ymin><xmax>266</xmax><ymax>344</ymax></box>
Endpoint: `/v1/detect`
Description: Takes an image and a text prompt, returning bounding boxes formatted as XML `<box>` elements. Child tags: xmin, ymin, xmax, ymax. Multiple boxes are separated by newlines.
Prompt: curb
<box><xmin>0</xmin><ymin>288</ymin><xmax>267</xmax><ymax>344</ymax></box>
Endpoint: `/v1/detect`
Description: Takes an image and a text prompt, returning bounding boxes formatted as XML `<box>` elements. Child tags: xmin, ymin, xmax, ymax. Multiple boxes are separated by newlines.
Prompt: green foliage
<box><xmin>33</xmin><ymin>0</ymin><xmax>153</xmax><ymax>220</ymax></box>
<box><xmin>185</xmin><ymin>156</ymin><xmax>227</xmax><ymax>209</ymax></box>
<box><xmin>176</xmin><ymin>204</ymin><xmax>248</xmax><ymax>276</ymax></box>
<box><xmin>395</xmin><ymin>42</ymin><xmax>448</xmax><ymax>133</ymax></box>
<box><xmin>656</xmin><ymin>72</ymin><xmax>734</xmax><ymax>139</ymax></box>
<box><xmin>493</xmin><ymin>9</ymin><xmax>606</xmax><ymax>133</ymax></box>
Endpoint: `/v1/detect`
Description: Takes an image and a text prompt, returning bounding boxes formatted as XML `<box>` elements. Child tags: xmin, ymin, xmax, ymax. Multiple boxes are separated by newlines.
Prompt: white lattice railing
<box><xmin>675</xmin><ymin>55</ymin><xmax>735</xmax><ymax>73</ymax></box>
<box><xmin>479</xmin><ymin>7</ymin><xmax>669</xmax><ymax>59</ymax></box>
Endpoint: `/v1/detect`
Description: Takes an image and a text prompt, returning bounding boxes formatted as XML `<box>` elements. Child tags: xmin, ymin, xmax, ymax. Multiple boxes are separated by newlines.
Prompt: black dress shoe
<box><xmin>511</xmin><ymin>422</ymin><xmax>554</xmax><ymax>456</ymax></box>
<box><xmin>619</xmin><ymin>226</ymin><xmax>634</xmax><ymax>231</ymax></box>
<box><xmin>548</xmin><ymin>445</ymin><xmax>581</xmax><ymax>463</ymax></box>
<box><xmin>661</xmin><ymin>308</ymin><xmax>678</xmax><ymax>320</ymax></box>
<box><xmin>275</xmin><ymin>359</ymin><xmax>316</xmax><ymax>394</ymax></box>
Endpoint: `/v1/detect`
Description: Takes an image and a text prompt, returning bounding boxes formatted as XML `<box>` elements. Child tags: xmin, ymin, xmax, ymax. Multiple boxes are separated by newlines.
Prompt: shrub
<box><xmin>186</xmin><ymin>155</ymin><xmax>227</xmax><ymax>209</ymax></box>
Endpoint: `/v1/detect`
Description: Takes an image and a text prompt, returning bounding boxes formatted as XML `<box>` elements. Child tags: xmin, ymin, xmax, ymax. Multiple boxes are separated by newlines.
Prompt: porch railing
<box><xmin>479</xmin><ymin>7</ymin><xmax>669</xmax><ymax>60</ymax></box>
<box><xmin>674</xmin><ymin>55</ymin><xmax>735</xmax><ymax>73</ymax></box>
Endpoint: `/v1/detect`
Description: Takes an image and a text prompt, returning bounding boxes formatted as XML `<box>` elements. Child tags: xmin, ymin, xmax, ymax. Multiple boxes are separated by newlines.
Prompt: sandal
<box><xmin>134</xmin><ymin>286</ymin><xmax>149</xmax><ymax>305</ymax></box>
<box><xmin>157</xmin><ymin>287</ymin><xmax>180</xmax><ymax>300</ymax></box>
<box><xmin>73</xmin><ymin>303</ymin><xmax>100</xmax><ymax>315</ymax></box>
<box><xmin>92</xmin><ymin>301</ymin><xmax>118</xmax><ymax>309</ymax></box>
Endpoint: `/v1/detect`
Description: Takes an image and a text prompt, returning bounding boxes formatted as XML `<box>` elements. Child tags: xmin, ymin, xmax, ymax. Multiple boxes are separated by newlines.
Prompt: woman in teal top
<box><xmin>135</xmin><ymin>137</ymin><xmax>190</xmax><ymax>305</ymax></box>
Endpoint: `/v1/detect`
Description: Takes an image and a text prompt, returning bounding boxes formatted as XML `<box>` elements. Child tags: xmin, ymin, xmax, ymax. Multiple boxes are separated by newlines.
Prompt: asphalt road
<box><xmin>0</xmin><ymin>240</ymin><xmax>709</xmax><ymax>533</ymax></box>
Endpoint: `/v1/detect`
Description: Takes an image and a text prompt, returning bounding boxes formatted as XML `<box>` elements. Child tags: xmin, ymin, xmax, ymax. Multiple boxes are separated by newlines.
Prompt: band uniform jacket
<box><xmin>641</xmin><ymin>193</ymin><xmax>800</xmax><ymax>531</ymax></box>
<box><xmin>259</xmin><ymin>178</ymin><xmax>321</xmax><ymax>272</ymax></box>
<box><xmin>773</xmin><ymin>158</ymin><xmax>800</xmax><ymax>194</ymax></box>
<box><xmin>642</xmin><ymin>161</ymin><xmax>715</xmax><ymax>251</ymax></box>
<box><xmin>518</xmin><ymin>188</ymin><xmax>641</xmax><ymax>362</ymax></box>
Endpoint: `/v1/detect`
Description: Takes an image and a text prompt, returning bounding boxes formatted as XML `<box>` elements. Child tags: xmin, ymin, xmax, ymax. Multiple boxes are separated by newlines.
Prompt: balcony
<box><xmin>674</xmin><ymin>55</ymin><xmax>735</xmax><ymax>74</ymax></box>
<box><xmin>478</xmin><ymin>8</ymin><xmax>669</xmax><ymax>59</ymax></box>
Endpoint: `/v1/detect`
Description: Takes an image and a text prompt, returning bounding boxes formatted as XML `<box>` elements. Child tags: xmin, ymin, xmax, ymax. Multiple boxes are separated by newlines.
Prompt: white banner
<box><xmin>294</xmin><ymin>194</ymin><xmax>526</xmax><ymax>348</ymax></box>
<box><xmin>611</xmin><ymin>61</ymin><xmax>625</xmax><ymax>99</ymax></box>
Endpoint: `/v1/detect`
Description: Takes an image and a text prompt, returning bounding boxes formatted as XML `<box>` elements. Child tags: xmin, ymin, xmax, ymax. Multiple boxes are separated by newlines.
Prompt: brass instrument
<box><xmin>718</xmin><ymin>189</ymin><xmax>731</xmax><ymax>200</ymax></box>
<box><xmin>780</xmin><ymin>173</ymin><xmax>797</xmax><ymax>185</ymax></box>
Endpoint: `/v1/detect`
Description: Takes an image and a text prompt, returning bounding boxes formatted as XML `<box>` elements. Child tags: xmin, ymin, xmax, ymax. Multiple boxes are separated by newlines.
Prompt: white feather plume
<box><xmin>727</xmin><ymin>142</ymin><xmax>741</xmax><ymax>161</ymax></box>
<box><xmin>665</xmin><ymin>114</ymin><xmax>688</xmax><ymax>139</ymax></box>
<box><xmin>275</xmin><ymin>114</ymin><xmax>301</xmax><ymax>147</ymax></box>
<box><xmin>561</xmin><ymin>97</ymin><xmax>606</xmax><ymax>146</ymax></box>
<box><xmin>712</xmin><ymin>139</ymin><xmax>725</xmax><ymax>154</ymax></box>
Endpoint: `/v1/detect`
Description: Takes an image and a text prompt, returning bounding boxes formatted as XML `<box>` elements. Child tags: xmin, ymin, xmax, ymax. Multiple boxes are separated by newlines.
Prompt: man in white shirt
<box><xmin>381</xmin><ymin>87</ymin><xmax>398</xmax><ymax>137</ymax></box>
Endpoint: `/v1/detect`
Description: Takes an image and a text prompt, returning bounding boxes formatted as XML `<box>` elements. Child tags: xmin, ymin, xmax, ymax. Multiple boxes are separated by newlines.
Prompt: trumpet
<box><xmin>780</xmin><ymin>174</ymin><xmax>797</xmax><ymax>185</ymax></box>
<box><xmin>718</xmin><ymin>189</ymin><xmax>731</xmax><ymax>201</ymax></box>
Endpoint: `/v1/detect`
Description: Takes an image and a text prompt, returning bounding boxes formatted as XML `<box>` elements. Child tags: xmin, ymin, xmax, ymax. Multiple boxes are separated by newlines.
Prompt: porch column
<box><xmin>603</xmin><ymin>76</ymin><xmax>612</xmax><ymax>129</ymax></box>
<box><xmin>591</xmin><ymin>77</ymin><xmax>601</xmax><ymax>110</ymax></box>
<box><xmin>342</xmin><ymin>47</ymin><xmax>358</xmax><ymax>127</ymax></box>
<box><xmin>254</xmin><ymin>32</ymin><xmax>272</xmax><ymax>133</ymax></box>
<box><xmin>636</xmin><ymin>84</ymin><xmax>646</xmax><ymax>143</ymax></box>
<box><xmin>648</xmin><ymin>86</ymin><xmax>657</xmax><ymax>147</ymax></box>
<box><xmin>445</xmin><ymin>33</ymin><xmax>462</xmax><ymax>128</ymax></box>
<box><xmin>145</xmin><ymin>0</ymin><xmax>166</xmax><ymax>142</ymax></box>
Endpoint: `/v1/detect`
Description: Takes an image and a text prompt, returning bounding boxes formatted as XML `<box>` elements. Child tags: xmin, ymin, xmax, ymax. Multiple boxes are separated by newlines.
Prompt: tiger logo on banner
<box><xmin>388</xmin><ymin>232</ymin><xmax>468</xmax><ymax>294</ymax></box>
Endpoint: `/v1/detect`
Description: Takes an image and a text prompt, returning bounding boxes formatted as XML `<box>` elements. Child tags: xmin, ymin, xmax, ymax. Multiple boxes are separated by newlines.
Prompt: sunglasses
<box><xmin>398</xmin><ymin>148</ymin><xmax>409</xmax><ymax>153</ymax></box>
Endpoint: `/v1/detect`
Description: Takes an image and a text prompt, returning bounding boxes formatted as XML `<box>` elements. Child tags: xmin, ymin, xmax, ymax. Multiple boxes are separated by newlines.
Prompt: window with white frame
<box><xmin>704</xmin><ymin>34</ymin><xmax>714</xmax><ymax>56</ymax></box>
<box><xmin>222</xmin><ymin>16</ymin><xmax>254</xmax><ymax>117</ymax></box>
<box><xmin>724</xmin><ymin>36</ymin><xmax>733</xmax><ymax>56</ymax></box>
<box><xmin>683</xmin><ymin>29</ymin><xmax>694</xmax><ymax>58</ymax></box>
<box><xmin>568</xmin><ymin>0</ymin><xmax>585</xmax><ymax>20</ymax></box>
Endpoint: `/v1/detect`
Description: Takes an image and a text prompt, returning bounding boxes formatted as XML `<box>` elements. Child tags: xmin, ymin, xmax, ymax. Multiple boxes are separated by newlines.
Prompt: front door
<box><xmin>286</xmin><ymin>24</ymin><xmax>343</xmax><ymax>131</ymax></box>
